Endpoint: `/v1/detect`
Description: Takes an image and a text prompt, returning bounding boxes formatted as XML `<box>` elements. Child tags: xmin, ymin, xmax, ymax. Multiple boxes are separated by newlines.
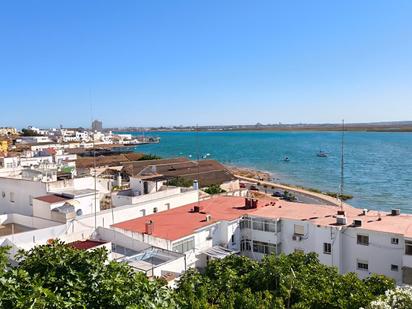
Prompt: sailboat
<box><xmin>317</xmin><ymin>150</ymin><xmax>327</xmax><ymax>157</ymax></box>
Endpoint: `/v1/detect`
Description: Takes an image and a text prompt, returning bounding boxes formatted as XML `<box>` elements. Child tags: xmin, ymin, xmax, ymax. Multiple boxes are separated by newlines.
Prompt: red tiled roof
<box><xmin>68</xmin><ymin>240</ymin><xmax>108</xmax><ymax>250</ymax></box>
<box><xmin>34</xmin><ymin>195</ymin><xmax>69</xmax><ymax>204</ymax></box>
<box><xmin>112</xmin><ymin>196</ymin><xmax>273</xmax><ymax>241</ymax></box>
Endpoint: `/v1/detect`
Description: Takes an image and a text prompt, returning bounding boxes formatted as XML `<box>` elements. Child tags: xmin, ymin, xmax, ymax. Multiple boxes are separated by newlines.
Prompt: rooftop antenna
<box><xmin>196</xmin><ymin>124</ymin><xmax>200</xmax><ymax>208</ymax></box>
<box><xmin>90</xmin><ymin>88</ymin><xmax>97</xmax><ymax>231</ymax></box>
<box><xmin>339</xmin><ymin>119</ymin><xmax>345</xmax><ymax>211</ymax></box>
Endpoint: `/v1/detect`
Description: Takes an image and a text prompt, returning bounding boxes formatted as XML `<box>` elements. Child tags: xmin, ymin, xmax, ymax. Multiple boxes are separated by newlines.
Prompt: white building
<box><xmin>0</xmin><ymin>175</ymin><xmax>109</xmax><ymax>216</ymax></box>
<box><xmin>111</xmin><ymin>195</ymin><xmax>412</xmax><ymax>284</ymax></box>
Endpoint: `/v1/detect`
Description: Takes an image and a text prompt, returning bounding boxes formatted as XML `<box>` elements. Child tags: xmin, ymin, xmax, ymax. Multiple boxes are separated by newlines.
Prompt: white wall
<box><xmin>341</xmin><ymin>228</ymin><xmax>403</xmax><ymax>282</ymax></box>
<box><xmin>0</xmin><ymin>177</ymin><xmax>47</xmax><ymax>215</ymax></box>
<box><xmin>130</xmin><ymin>177</ymin><xmax>166</xmax><ymax>194</ymax></box>
<box><xmin>112</xmin><ymin>187</ymin><xmax>182</xmax><ymax>207</ymax></box>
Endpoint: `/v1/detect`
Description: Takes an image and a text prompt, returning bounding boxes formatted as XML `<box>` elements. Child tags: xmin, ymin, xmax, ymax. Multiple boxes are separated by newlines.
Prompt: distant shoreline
<box><xmin>114</xmin><ymin>126</ymin><xmax>412</xmax><ymax>133</ymax></box>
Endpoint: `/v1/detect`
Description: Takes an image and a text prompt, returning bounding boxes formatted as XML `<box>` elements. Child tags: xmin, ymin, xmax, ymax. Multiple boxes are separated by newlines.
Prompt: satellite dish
<box><xmin>76</xmin><ymin>209</ymin><xmax>83</xmax><ymax>216</ymax></box>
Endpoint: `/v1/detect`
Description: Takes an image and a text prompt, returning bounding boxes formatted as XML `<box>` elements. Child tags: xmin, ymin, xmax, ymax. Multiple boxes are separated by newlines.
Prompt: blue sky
<box><xmin>1</xmin><ymin>0</ymin><xmax>411</xmax><ymax>128</ymax></box>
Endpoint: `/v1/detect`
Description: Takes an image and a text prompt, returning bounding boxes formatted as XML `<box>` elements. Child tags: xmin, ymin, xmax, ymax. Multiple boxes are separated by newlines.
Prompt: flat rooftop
<box><xmin>68</xmin><ymin>239</ymin><xmax>108</xmax><ymax>250</ymax></box>
<box><xmin>34</xmin><ymin>194</ymin><xmax>70</xmax><ymax>204</ymax></box>
<box><xmin>0</xmin><ymin>223</ymin><xmax>34</xmax><ymax>237</ymax></box>
<box><xmin>113</xmin><ymin>196</ymin><xmax>412</xmax><ymax>241</ymax></box>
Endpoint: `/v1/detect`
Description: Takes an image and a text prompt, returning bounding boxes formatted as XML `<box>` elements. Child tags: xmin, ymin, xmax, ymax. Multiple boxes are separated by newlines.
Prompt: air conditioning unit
<box><xmin>336</xmin><ymin>215</ymin><xmax>347</xmax><ymax>225</ymax></box>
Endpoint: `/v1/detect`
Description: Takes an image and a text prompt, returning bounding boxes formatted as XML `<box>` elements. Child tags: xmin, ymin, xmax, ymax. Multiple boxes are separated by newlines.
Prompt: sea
<box><xmin>126</xmin><ymin>131</ymin><xmax>412</xmax><ymax>213</ymax></box>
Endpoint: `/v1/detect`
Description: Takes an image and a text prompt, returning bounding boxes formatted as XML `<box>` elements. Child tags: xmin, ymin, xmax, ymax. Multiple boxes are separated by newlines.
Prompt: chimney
<box><xmin>193</xmin><ymin>205</ymin><xmax>202</xmax><ymax>213</ymax></box>
<box><xmin>245</xmin><ymin>198</ymin><xmax>251</xmax><ymax>208</ymax></box>
<box><xmin>391</xmin><ymin>209</ymin><xmax>400</xmax><ymax>216</ymax></box>
<box><xmin>205</xmin><ymin>214</ymin><xmax>212</xmax><ymax>222</ymax></box>
<box><xmin>251</xmin><ymin>199</ymin><xmax>258</xmax><ymax>209</ymax></box>
<box><xmin>337</xmin><ymin>210</ymin><xmax>346</xmax><ymax>216</ymax></box>
<box><xmin>145</xmin><ymin>220</ymin><xmax>153</xmax><ymax>235</ymax></box>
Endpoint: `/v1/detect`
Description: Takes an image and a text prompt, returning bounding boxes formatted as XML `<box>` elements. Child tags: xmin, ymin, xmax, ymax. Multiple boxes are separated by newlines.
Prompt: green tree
<box><xmin>20</xmin><ymin>128</ymin><xmax>39</xmax><ymax>136</ymax></box>
<box><xmin>204</xmin><ymin>184</ymin><xmax>226</xmax><ymax>195</ymax></box>
<box><xmin>175</xmin><ymin>252</ymin><xmax>395</xmax><ymax>309</ymax></box>
<box><xmin>0</xmin><ymin>240</ymin><xmax>175</xmax><ymax>308</ymax></box>
<box><xmin>138</xmin><ymin>154</ymin><xmax>162</xmax><ymax>161</ymax></box>
<box><xmin>167</xmin><ymin>177</ymin><xmax>194</xmax><ymax>188</ymax></box>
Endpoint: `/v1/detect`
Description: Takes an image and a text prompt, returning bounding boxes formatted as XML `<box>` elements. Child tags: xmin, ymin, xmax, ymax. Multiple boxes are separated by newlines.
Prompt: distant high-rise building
<box><xmin>92</xmin><ymin>120</ymin><xmax>103</xmax><ymax>132</ymax></box>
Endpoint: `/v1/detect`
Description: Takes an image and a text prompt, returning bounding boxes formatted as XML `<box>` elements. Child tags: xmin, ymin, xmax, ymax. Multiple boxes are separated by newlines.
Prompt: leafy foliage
<box><xmin>20</xmin><ymin>128</ymin><xmax>40</xmax><ymax>136</ymax></box>
<box><xmin>138</xmin><ymin>154</ymin><xmax>162</xmax><ymax>161</ymax></box>
<box><xmin>0</xmin><ymin>240</ymin><xmax>175</xmax><ymax>308</ymax></box>
<box><xmin>0</xmin><ymin>243</ymin><xmax>395</xmax><ymax>308</ymax></box>
<box><xmin>366</xmin><ymin>286</ymin><xmax>412</xmax><ymax>309</ymax></box>
<box><xmin>203</xmin><ymin>184</ymin><xmax>226</xmax><ymax>195</ymax></box>
<box><xmin>167</xmin><ymin>176</ymin><xmax>193</xmax><ymax>188</ymax></box>
<box><xmin>175</xmin><ymin>253</ymin><xmax>395</xmax><ymax>309</ymax></box>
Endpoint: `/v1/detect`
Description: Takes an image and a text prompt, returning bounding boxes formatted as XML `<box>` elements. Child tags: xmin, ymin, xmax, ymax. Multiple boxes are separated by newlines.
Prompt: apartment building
<box><xmin>111</xmin><ymin>195</ymin><xmax>412</xmax><ymax>284</ymax></box>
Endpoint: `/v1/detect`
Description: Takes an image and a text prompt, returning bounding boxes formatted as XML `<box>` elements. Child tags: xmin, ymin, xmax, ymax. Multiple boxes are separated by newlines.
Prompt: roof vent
<box><xmin>353</xmin><ymin>219</ymin><xmax>362</xmax><ymax>227</ymax></box>
<box><xmin>336</xmin><ymin>215</ymin><xmax>347</xmax><ymax>225</ymax></box>
<box><xmin>145</xmin><ymin>220</ymin><xmax>153</xmax><ymax>235</ymax></box>
<box><xmin>391</xmin><ymin>209</ymin><xmax>400</xmax><ymax>216</ymax></box>
<box><xmin>193</xmin><ymin>205</ymin><xmax>202</xmax><ymax>213</ymax></box>
<box><xmin>337</xmin><ymin>210</ymin><xmax>346</xmax><ymax>216</ymax></box>
<box><xmin>360</xmin><ymin>209</ymin><xmax>368</xmax><ymax>216</ymax></box>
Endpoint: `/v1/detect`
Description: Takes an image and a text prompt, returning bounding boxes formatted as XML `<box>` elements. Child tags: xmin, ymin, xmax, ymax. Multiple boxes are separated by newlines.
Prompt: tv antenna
<box><xmin>339</xmin><ymin>119</ymin><xmax>345</xmax><ymax>210</ymax></box>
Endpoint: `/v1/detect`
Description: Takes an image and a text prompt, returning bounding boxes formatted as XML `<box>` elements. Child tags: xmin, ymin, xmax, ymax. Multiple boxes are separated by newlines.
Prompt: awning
<box><xmin>202</xmin><ymin>246</ymin><xmax>239</xmax><ymax>259</ymax></box>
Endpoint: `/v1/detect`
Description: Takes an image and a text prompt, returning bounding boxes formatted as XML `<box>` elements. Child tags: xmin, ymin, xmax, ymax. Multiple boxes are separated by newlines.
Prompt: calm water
<box><xmin>130</xmin><ymin>131</ymin><xmax>412</xmax><ymax>212</ymax></box>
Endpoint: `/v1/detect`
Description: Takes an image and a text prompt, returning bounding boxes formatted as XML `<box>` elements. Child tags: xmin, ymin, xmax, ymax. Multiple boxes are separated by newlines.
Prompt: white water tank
<box><xmin>193</xmin><ymin>180</ymin><xmax>199</xmax><ymax>190</ymax></box>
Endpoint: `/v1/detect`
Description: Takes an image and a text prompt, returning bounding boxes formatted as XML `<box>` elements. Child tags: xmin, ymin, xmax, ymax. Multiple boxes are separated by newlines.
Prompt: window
<box><xmin>241</xmin><ymin>239</ymin><xmax>251</xmax><ymax>251</ymax></box>
<box><xmin>391</xmin><ymin>238</ymin><xmax>399</xmax><ymax>245</ymax></box>
<box><xmin>241</xmin><ymin>239</ymin><xmax>277</xmax><ymax>254</ymax></box>
<box><xmin>294</xmin><ymin>248</ymin><xmax>304</xmax><ymax>254</ymax></box>
<box><xmin>29</xmin><ymin>195</ymin><xmax>33</xmax><ymax>207</ymax></box>
<box><xmin>357</xmin><ymin>234</ymin><xmax>369</xmax><ymax>246</ymax></box>
<box><xmin>139</xmin><ymin>209</ymin><xmax>146</xmax><ymax>217</ymax></box>
<box><xmin>391</xmin><ymin>264</ymin><xmax>399</xmax><ymax>272</ymax></box>
<box><xmin>323</xmin><ymin>243</ymin><xmax>332</xmax><ymax>255</ymax></box>
<box><xmin>206</xmin><ymin>229</ymin><xmax>213</xmax><ymax>240</ymax></box>
<box><xmin>294</xmin><ymin>224</ymin><xmax>304</xmax><ymax>236</ymax></box>
<box><xmin>172</xmin><ymin>237</ymin><xmax>195</xmax><ymax>253</ymax></box>
<box><xmin>252</xmin><ymin>220</ymin><xmax>264</xmax><ymax>231</ymax></box>
<box><xmin>165</xmin><ymin>203</ymin><xmax>170</xmax><ymax>210</ymax></box>
<box><xmin>9</xmin><ymin>192</ymin><xmax>14</xmax><ymax>203</ymax></box>
<box><xmin>153</xmin><ymin>207</ymin><xmax>158</xmax><ymax>213</ymax></box>
<box><xmin>405</xmin><ymin>240</ymin><xmax>412</xmax><ymax>255</ymax></box>
<box><xmin>357</xmin><ymin>260</ymin><xmax>369</xmax><ymax>271</ymax></box>
<box><xmin>240</xmin><ymin>217</ymin><xmax>279</xmax><ymax>233</ymax></box>
<box><xmin>240</xmin><ymin>218</ymin><xmax>251</xmax><ymax>229</ymax></box>
<box><xmin>231</xmin><ymin>235</ymin><xmax>235</xmax><ymax>244</ymax></box>
<box><xmin>252</xmin><ymin>240</ymin><xmax>277</xmax><ymax>254</ymax></box>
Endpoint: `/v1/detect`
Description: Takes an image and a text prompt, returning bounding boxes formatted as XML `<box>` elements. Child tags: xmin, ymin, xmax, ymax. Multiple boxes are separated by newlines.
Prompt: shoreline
<box><xmin>227</xmin><ymin>164</ymin><xmax>353</xmax><ymax>207</ymax></box>
<box><xmin>114</xmin><ymin>126</ymin><xmax>412</xmax><ymax>133</ymax></box>
<box><xmin>225</xmin><ymin>165</ymin><xmax>273</xmax><ymax>182</ymax></box>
